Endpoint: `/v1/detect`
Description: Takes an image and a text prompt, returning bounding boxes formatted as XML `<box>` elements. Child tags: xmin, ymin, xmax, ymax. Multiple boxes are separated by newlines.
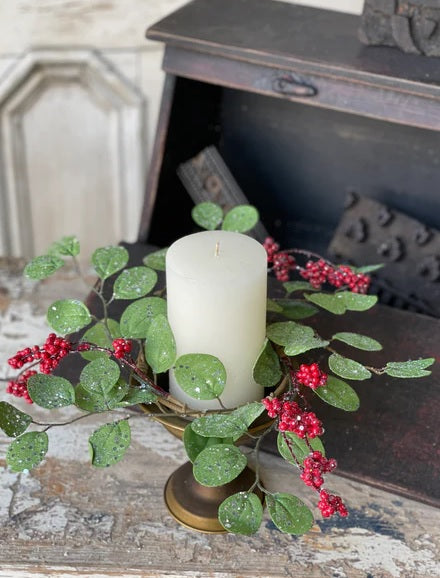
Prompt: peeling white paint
<box><xmin>130</xmin><ymin>418</ymin><xmax>186</xmax><ymax>463</ymax></box>
<box><xmin>292</xmin><ymin>529</ymin><xmax>440</xmax><ymax>577</ymax></box>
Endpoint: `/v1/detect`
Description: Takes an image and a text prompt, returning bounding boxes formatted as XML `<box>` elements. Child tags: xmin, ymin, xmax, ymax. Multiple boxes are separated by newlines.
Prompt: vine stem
<box><xmin>71</xmin><ymin>256</ymin><xmax>112</xmax><ymax>340</ymax></box>
<box><xmin>248</xmin><ymin>423</ymin><xmax>275</xmax><ymax>494</ymax></box>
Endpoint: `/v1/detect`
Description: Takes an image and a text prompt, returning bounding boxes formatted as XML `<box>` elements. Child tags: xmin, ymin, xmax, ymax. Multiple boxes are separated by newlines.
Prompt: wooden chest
<box><xmin>138</xmin><ymin>0</ymin><xmax>440</xmax><ymax>507</ymax></box>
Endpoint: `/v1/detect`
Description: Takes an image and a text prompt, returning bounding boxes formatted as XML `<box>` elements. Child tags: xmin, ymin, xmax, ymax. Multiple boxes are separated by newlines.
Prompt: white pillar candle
<box><xmin>166</xmin><ymin>230</ymin><xmax>267</xmax><ymax>410</ymax></box>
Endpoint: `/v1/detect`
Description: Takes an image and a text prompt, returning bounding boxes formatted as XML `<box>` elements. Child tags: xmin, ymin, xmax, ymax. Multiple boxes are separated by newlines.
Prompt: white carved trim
<box><xmin>0</xmin><ymin>48</ymin><xmax>146</xmax><ymax>257</ymax></box>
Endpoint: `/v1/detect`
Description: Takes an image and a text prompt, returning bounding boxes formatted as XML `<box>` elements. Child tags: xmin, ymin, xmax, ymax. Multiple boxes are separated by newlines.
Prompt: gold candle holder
<box><xmin>139</xmin><ymin>378</ymin><xmax>287</xmax><ymax>534</ymax></box>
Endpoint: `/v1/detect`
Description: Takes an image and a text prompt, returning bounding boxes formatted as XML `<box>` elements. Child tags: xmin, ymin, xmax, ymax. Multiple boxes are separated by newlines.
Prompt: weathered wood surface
<box><xmin>1</xmin><ymin>260</ymin><xmax>440</xmax><ymax>578</ymax></box>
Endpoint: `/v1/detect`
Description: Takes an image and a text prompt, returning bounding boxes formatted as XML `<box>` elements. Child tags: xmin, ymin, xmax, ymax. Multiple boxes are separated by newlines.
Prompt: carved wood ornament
<box><xmin>360</xmin><ymin>0</ymin><xmax>440</xmax><ymax>57</ymax></box>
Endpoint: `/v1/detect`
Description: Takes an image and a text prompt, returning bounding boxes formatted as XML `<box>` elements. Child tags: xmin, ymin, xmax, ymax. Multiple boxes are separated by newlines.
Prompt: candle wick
<box><xmin>215</xmin><ymin>241</ymin><xmax>220</xmax><ymax>257</ymax></box>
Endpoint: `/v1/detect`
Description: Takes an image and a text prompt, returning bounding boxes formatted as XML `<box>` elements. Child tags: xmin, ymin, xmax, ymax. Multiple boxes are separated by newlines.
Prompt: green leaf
<box><xmin>80</xmin><ymin>357</ymin><xmax>121</xmax><ymax>395</ymax></box>
<box><xmin>267</xmin><ymin>299</ymin><xmax>283</xmax><ymax>313</ymax></box>
<box><xmin>284</xmin><ymin>281</ymin><xmax>319</xmax><ymax>294</ymax></box>
<box><xmin>48</xmin><ymin>236</ymin><xmax>80</xmax><ymax>257</ymax></box>
<box><xmin>304</xmin><ymin>293</ymin><xmax>346</xmax><ymax>315</ymax></box>
<box><xmin>193</xmin><ymin>444</ymin><xmax>247</xmax><ymax>486</ymax></box>
<box><xmin>24</xmin><ymin>255</ymin><xmax>65</xmax><ymax>280</ymax></box>
<box><xmin>222</xmin><ymin>205</ymin><xmax>259</xmax><ymax>233</ymax></box>
<box><xmin>174</xmin><ymin>353</ymin><xmax>226</xmax><ymax>400</ymax></box>
<box><xmin>353</xmin><ymin>264</ymin><xmax>384</xmax><ymax>274</ymax></box>
<box><xmin>183</xmin><ymin>424</ymin><xmax>233</xmax><ymax>463</ymax></box>
<box><xmin>75</xmin><ymin>379</ymin><xmax>129</xmax><ymax>412</ymax></box>
<box><xmin>218</xmin><ymin>492</ymin><xmax>263</xmax><ymax>535</ymax></box>
<box><xmin>116</xmin><ymin>387</ymin><xmax>158</xmax><ymax>408</ymax></box>
<box><xmin>88</xmin><ymin>420</ymin><xmax>131</xmax><ymax>468</ymax></box>
<box><xmin>384</xmin><ymin>358</ymin><xmax>435</xmax><ymax>378</ymax></box>
<box><xmin>47</xmin><ymin>299</ymin><xmax>91</xmax><ymax>334</ymax></box>
<box><xmin>328</xmin><ymin>353</ymin><xmax>371</xmax><ymax>381</ymax></box>
<box><xmin>276</xmin><ymin>299</ymin><xmax>318</xmax><ymax>320</ymax></box>
<box><xmin>143</xmin><ymin>248</ymin><xmax>168</xmax><ymax>271</ymax></box>
<box><xmin>315</xmin><ymin>375</ymin><xmax>360</xmax><ymax>411</ymax></box>
<box><xmin>332</xmin><ymin>332</ymin><xmax>382</xmax><ymax>351</ymax></box>
<box><xmin>253</xmin><ymin>338</ymin><xmax>282</xmax><ymax>387</ymax></box>
<box><xmin>277</xmin><ymin>432</ymin><xmax>325</xmax><ymax>465</ymax></box>
<box><xmin>92</xmin><ymin>246</ymin><xmax>129</xmax><ymax>280</ymax></box>
<box><xmin>27</xmin><ymin>374</ymin><xmax>75</xmax><ymax>409</ymax></box>
<box><xmin>232</xmin><ymin>402</ymin><xmax>266</xmax><ymax>428</ymax></box>
<box><xmin>340</xmin><ymin>292</ymin><xmax>378</xmax><ymax>312</ymax></box>
<box><xmin>144</xmin><ymin>314</ymin><xmax>176</xmax><ymax>374</ymax></box>
<box><xmin>120</xmin><ymin>297</ymin><xmax>167</xmax><ymax>339</ymax></box>
<box><xmin>266</xmin><ymin>321</ymin><xmax>329</xmax><ymax>356</ymax></box>
<box><xmin>6</xmin><ymin>432</ymin><xmax>48</xmax><ymax>472</ymax></box>
<box><xmin>266</xmin><ymin>493</ymin><xmax>314</xmax><ymax>535</ymax></box>
<box><xmin>113</xmin><ymin>266</ymin><xmax>157</xmax><ymax>300</ymax></box>
<box><xmin>191</xmin><ymin>402</ymin><xmax>264</xmax><ymax>440</ymax></box>
<box><xmin>0</xmin><ymin>402</ymin><xmax>32</xmax><ymax>437</ymax></box>
<box><xmin>80</xmin><ymin>319</ymin><xmax>121</xmax><ymax>361</ymax></box>
<box><xmin>192</xmin><ymin>202</ymin><xmax>223</xmax><ymax>230</ymax></box>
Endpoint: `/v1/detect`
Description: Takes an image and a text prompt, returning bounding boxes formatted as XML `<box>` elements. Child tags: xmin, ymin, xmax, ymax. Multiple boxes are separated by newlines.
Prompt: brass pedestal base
<box><xmin>164</xmin><ymin>461</ymin><xmax>263</xmax><ymax>533</ymax></box>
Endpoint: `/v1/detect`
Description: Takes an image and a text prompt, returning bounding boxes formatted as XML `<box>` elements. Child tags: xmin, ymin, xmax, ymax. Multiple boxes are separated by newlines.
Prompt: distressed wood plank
<box><xmin>1</xmin><ymin>260</ymin><xmax>440</xmax><ymax>578</ymax></box>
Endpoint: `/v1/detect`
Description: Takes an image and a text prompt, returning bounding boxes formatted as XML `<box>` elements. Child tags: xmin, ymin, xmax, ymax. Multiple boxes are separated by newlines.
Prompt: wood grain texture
<box><xmin>1</xmin><ymin>260</ymin><xmax>440</xmax><ymax>577</ymax></box>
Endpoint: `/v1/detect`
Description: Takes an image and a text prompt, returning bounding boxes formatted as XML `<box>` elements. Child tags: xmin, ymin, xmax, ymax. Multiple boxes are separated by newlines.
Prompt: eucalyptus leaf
<box><xmin>27</xmin><ymin>374</ymin><xmax>75</xmax><ymax>409</ymax></box>
<box><xmin>315</xmin><ymin>375</ymin><xmax>360</xmax><ymax>411</ymax></box>
<box><xmin>120</xmin><ymin>297</ymin><xmax>167</xmax><ymax>339</ymax></box>
<box><xmin>113</xmin><ymin>267</ymin><xmax>157</xmax><ymax>300</ymax></box>
<box><xmin>266</xmin><ymin>493</ymin><xmax>314</xmax><ymax>535</ymax></box>
<box><xmin>80</xmin><ymin>319</ymin><xmax>121</xmax><ymax>361</ymax></box>
<box><xmin>328</xmin><ymin>353</ymin><xmax>371</xmax><ymax>381</ymax></box>
<box><xmin>304</xmin><ymin>293</ymin><xmax>346</xmax><ymax>315</ymax></box>
<box><xmin>47</xmin><ymin>299</ymin><xmax>91</xmax><ymax>334</ymax></box>
<box><xmin>183</xmin><ymin>424</ymin><xmax>233</xmax><ymax>463</ymax></box>
<box><xmin>80</xmin><ymin>357</ymin><xmax>121</xmax><ymax>395</ymax></box>
<box><xmin>218</xmin><ymin>492</ymin><xmax>263</xmax><ymax>535</ymax></box>
<box><xmin>192</xmin><ymin>202</ymin><xmax>223</xmax><ymax>230</ymax></box>
<box><xmin>24</xmin><ymin>255</ymin><xmax>65</xmax><ymax>280</ymax></box>
<box><xmin>92</xmin><ymin>246</ymin><xmax>129</xmax><ymax>280</ymax></box>
<box><xmin>75</xmin><ymin>379</ymin><xmax>129</xmax><ymax>413</ymax></box>
<box><xmin>384</xmin><ymin>358</ymin><xmax>435</xmax><ymax>378</ymax></box>
<box><xmin>0</xmin><ymin>402</ymin><xmax>32</xmax><ymax>438</ymax></box>
<box><xmin>48</xmin><ymin>236</ymin><xmax>80</xmax><ymax>257</ymax></box>
<box><xmin>222</xmin><ymin>205</ymin><xmax>259</xmax><ymax>233</ymax></box>
<box><xmin>174</xmin><ymin>353</ymin><xmax>226</xmax><ymax>400</ymax></box>
<box><xmin>144</xmin><ymin>314</ymin><xmax>176</xmax><ymax>374</ymax></box>
<box><xmin>143</xmin><ymin>248</ymin><xmax>168</xmax><ymax>271</ymax></box>
<box><xmin>191</xmin><ymin>413</ymin><xmax>244</xmax><ymax>439</ymax></box>
<box><xmin>253</xmin><ymin>338</ymin><xmax>282</xmax><ymax>388</ymax></box>
<box><xmin>277</xmin><ymin>432</ymin><xmax>325</xmax><ymax>465</ymax></box>
<box><xmin>191</xmin><ymin>402</ymin><xmax>264</xmax><ymax>440</ymax></box>
<box><xmin>276</xmin><ymin>299</ymin><xmax>318</xmax><ymax>320</ymax></box>
<box><xmin>284</xmin><ymin>281</ymin><xmax>319</xmax><ymax>294</ymax></box>
<box><xmin>267</xmin><ymin>299</ymin><xmax>283</xmax><ymax>313</ymax></box>
<box><xmin>88</xmin><ymin>420</ymin><xmax>131</xmax><ymax>468</ymax></box>
<box><xmin>116</xmin><ymin>387</ymin><xmax>158</xmax><ymax>408</ymax></box>
<box><xmin>332</xmin><ymin>332</ymin><xmax>382</xmax><ymax>351</ymax></box>
<box><xmin>340</xmin><ymin>292</ymin><xmax>378</xmax><ymax>312</ymax></box>
<box><xmin>6</xmin><ymin>432</ymin><xmax>49</xmax><ymax>472</ymax></box>
<box><xmin>193</xmin><ymin>444</ymin><xmax>247</xmax><ymax>487</ymax></box>
<box><xmin>267</xmin><ymin>321</ymin><xmax>328</xmax><ymax>356</ymax></box>
<box><xmin>353</xmin><ymin>264</ymin><xmax>384</xmax><ymax>274</ymax></box>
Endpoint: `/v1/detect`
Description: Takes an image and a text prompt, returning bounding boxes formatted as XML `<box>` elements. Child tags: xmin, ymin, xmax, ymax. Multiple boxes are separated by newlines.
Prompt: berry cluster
<box><xmin>8</xmin><ymin>333</ymin><xmax>71</xmax><ymax>375</ymax></box>
<box><xmin>6</xmin><ymin>369</ymin><xmax>37</xmax><ymax>403</ymax></box>
<box><xmin>300</xmin><ymin>451</ymin><xmax>337</xmax><ymax>489</ymax></box>
<box><xmin>300</xmin><ymin>259</ymin><xmax>370</xmax><ymax>293</ymax></box>
<box><xmin>317</xmin><ymin>490</ymin><xmax>348</xmax><ymax>518</ymax></box>
<box><xmin>263</xmin><ymin>237</ymin><xmax>296</xmax><ymax>282</ymax></box>
<box><xmin>262</xmin><ymin>398</ymin><xmax>323</xmax><ymax>438</ymax></box>
<box><xmin>295</xmin><ymin>363</ymin><xmax>327</xmax><ymax>390</ymax></box>
<box><xmin>112</xmin><ymin>338</ymin><xmax>132</xmax><ymax>359</ymax></box>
